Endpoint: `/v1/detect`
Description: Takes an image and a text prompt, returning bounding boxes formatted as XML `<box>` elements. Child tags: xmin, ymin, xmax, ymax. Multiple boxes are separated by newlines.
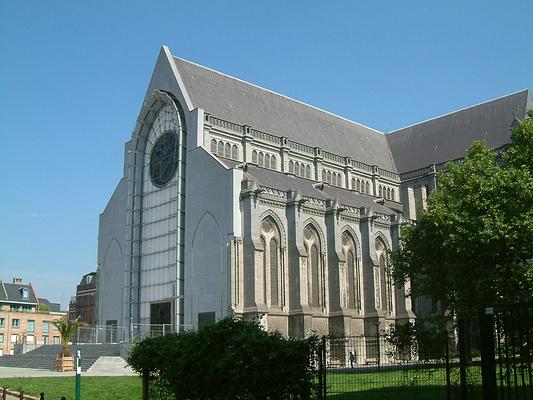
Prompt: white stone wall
<box><xmin>183</xmin><ymin>147</ymin><xmax>243</xmax><ymax>330</ymax></box>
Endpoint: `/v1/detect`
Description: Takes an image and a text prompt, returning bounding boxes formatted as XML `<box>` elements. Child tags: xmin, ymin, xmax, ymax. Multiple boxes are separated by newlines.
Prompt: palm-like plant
<box><xmin>53</xmin><ymin>317</ymin><xmax>80</xmax><ymax>357</ymax></box>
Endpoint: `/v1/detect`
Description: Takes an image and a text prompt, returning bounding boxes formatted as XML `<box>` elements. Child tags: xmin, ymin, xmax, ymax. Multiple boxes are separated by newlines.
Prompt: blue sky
<box><xmin>1</xmin><ymin>1</ymin><xmax>532</xmax><ymax>308</ymax></box>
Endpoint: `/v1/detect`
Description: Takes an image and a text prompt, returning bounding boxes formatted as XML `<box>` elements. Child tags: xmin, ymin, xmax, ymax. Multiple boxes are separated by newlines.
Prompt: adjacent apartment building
<box><xmin>0</xmin><ymin>278</ymin><xmax>66</xmax><ymax>356</ymax></box>
<box><xmin>68</xmin><ymin>272</ymin><xmax>97</xmax><ymax>325</ymax></box>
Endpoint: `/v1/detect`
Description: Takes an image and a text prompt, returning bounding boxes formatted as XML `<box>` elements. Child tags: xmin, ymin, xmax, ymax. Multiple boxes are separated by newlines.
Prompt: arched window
<box><xmin>391</xmin><ymin>189</ymin><xmax>395</xmax><ymax>201</ymax></box>
<box><xmin>376</xmin><ymin>238</ymin><xmax>393</xmax><ymax>314</ymax></box>
<box><xmin>387</xmin><ymin>188</ymin><xmax>391</xmax><ymax>200</ymax></box>
<box><xmin>300</xmin><ymin>164</ymin><xmax>305</xmax><ymax>178</ymax></box>
<box><xmin>341</xmin><ymin>231</ymin><xmax>360</xmax><ymax>310</ymax></box>
<box><xmin>379</xmin><ymin>186</ymin><xmax>383</xmax><ymax>197</ymax></box>
<box><xmin>258</xmin><ymin>152</ymin><xmax>264</xmax><ymax>167</ymax></box>
<box><xmin>295</xmin><ymin>162</ymin><xmax>300</xmax><ymax>176</ymax></box>
<box><xmin>351</xmin><ymin>178</ymin><xmax>356</xmax><ymax>190</ymax></box>
<box><xmin>289</xmin><ymin>160</ymin><xmax>294</xmax><ymax>173</ymax></box>
<box><xmin>217</xmin><ymin>141</ymin><xmax>224</xmax><ymax>157</ymax></box>
<box><xmin>265</xmin><ymin>154</ymin><xmax>270</xmax><ymax>169</ymax></box>
<box><xmin>261</xmin><ymin>217</ymin><xmax>282</xmax><ymax>307</ymax></box>
<box><xmin>327</xmin><ymin>171</ymin><xmax>332</xmax><ymax>184</ymax></box>
<box><xmin>322</xmin><ymin>170</ymin><xmax>326</xmax><ymax>182</ymax></box>
<box><xmin>271</xmin><ymin>155</ymin><xmax>277</xmax><ymax>170</ymax></box>
<box><xmin>231</xmin><ymin>144</ymin><xmax>238</xmax><ymax>160</ymax></box>
<box><xmin>306</xmin><ymin>165</ymin><xmax>311</xmax><ymax>179</ymax></box>
<box><xmin>365</xmin><ymin>182</ymin><xmax>370</xmax><ymax>194</ymax></box>
<box><xmin>210</xmin><ymin>139</ymin><xmax>217</xmax><ymax>154</ymax></box>
<box><xmin>224</xmin><ymin>143</ymin><xmax>231</xmax><ymax>159</ymax></box>
<box><xmin>270</xmin><ymin>238</ymin><xmax>279</xmax><ymax>305</ymax></box>
<box><xmin>304</xmin><ymin>224</ymin><xmax>322</xmax><ymax>308</ymax></box>
<box><xmin>356</xmin><ymin>179</ymin><xmax>361</xmax><ymax>192</ymax></box>
<box><xmin>252</xmin><ymin>150</ymin><xmax>258</xmax><ymax>164</ymax></box>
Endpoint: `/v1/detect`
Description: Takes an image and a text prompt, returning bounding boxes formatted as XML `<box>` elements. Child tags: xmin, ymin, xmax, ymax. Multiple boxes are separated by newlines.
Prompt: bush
<box><xmin>128</xmin><ymin>317</ymin><xmax>320</xmax><ymax>399</ymax></box>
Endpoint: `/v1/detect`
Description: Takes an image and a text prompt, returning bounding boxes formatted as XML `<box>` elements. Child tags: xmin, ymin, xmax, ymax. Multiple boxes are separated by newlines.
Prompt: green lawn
<box><xmin>0</xmin><ymin>376</ymin><xmax>142</xmax><ymax>400</ymax></box>
<box><xmin>325</xmin><ymin>365</ymin><xmax>483</xmax><ymax>400</ymax></box>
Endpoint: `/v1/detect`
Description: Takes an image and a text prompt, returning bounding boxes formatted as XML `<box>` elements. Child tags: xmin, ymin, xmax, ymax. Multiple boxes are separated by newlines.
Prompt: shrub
<box><xmin>128</xmin><ymin>317</ymin><xmax>320</xmax><ymax>399</ymax></box>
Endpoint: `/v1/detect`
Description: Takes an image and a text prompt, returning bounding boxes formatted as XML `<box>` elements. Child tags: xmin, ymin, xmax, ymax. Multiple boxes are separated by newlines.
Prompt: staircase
<box><xmin>0</xmin><ymin>344</ymin><xmax>121</xmax><ymax>371</ymax></box>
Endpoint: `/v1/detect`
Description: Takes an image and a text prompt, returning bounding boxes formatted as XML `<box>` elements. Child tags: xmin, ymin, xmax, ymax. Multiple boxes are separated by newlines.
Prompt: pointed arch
<box><xmin>258</xmin><ymin>209</ymin><xmax>287</xmax><ymax>245</ymax></box>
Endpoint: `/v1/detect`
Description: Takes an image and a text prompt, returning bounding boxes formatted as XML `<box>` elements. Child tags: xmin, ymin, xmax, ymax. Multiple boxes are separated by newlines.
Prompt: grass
<box><xmin>325</xmin><ymin>365</ymin><xmax>483</xmax><ymax>400</ymax></box>
<box><xmin>0</xmin><ymin>376</ymin><xmax>141</xmax><ymax>400</ymax></box>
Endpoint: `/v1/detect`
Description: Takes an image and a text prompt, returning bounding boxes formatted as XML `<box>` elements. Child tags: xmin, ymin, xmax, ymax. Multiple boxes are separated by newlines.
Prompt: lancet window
<box><xmin>260</xmin><ymin>217</ymin><xmax>282</xmax><ymax>306</ymax></box>
<box><xmin>303</xmin><ymin>224</ymin><xmax>323</xmax><ymax>308</ymax></box>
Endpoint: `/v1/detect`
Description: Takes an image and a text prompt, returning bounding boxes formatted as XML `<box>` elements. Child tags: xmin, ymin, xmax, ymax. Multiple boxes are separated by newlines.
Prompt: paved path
<box><xmin>0</xmin><ymin>366</ymin><xmax>137</xmax><ymax>378</ymax></box>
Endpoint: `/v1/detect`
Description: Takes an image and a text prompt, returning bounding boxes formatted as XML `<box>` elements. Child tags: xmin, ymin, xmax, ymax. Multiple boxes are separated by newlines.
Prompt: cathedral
<box><xmin>96</xmin><ymin>46</ymin><xmax>532</xmax><ymax>340</ymax></box>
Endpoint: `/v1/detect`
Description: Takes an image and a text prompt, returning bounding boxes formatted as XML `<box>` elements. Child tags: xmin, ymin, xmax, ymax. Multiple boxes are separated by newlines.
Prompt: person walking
<box><xmin>349</xmin><ymin>350</ymin><xmax>356</xmax><ymax>368</ymax></box>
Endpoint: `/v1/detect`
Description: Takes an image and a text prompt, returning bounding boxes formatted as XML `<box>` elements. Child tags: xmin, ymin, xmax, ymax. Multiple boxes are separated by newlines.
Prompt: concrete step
<box><xmin>87</xmin><ymin>356</ymin><xmax>135</xmax><ymax>375</ymax></box>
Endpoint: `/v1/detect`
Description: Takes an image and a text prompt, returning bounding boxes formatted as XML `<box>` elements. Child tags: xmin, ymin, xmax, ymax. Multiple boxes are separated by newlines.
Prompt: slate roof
<box><xmin>0</xmin><ymin>281</ymin><xmax>38</xmax><ymax>305</ymax></box>
<box><xmin>221</xmin><ymin>159</ymin><xmax>400</xmax><ymax>215</ymax></box>
<box><xmin>173</xmin><ymin>56</ymin><xmax>397</xmax><ymax>172</ymax></box>
<box><xmin>386</xmin><ymin>89</ymin><xmax>533</xmax><ymax>173</ymax></box>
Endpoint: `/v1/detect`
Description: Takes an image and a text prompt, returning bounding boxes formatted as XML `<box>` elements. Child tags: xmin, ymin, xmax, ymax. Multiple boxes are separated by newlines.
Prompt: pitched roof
<box><xmin>221</xmin><ymin>159</ymin><xmax>400</xmax><ymax>215</ymax></box>
<box><xmin>173</xmin><ymin>56</ymin><xmax>397</xmax><ymax>172</ymax></box>
<box><xmin>386</xmin><ymin>89</ymin><xmax>533</xmax><ymax>173</ymax></box>
<box><xmin>0</xmin><ymin>281</ymin><xmax>38</xmax><ymax>305</ymax></box>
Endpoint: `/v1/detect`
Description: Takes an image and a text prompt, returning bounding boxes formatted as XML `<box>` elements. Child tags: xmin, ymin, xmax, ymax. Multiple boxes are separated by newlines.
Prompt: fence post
<box><xmin>376</xmin><ymin>324</ymin><xmax>381</xmax><ymax>371</ymax></box>
<box><xmin>445</xmin><ymin>329</ymin><xmax>452</xmax><ymax>400</ymax></box>
<box><xmin>40</xmin><ymin>392</ymin><xmax>45</xmax><ymax>400</ymax></box>
<box><xmin>457</xmin><ymin>316</ymin><xmax>468</xmax><ymax>400</ymax></box>
<box><xmin>321</xmin><ymin>335</ymin><xmax>327</xmax><ymax>400</ymax></box>
<box><xmin>2</xmin><ymin>386</ymin><xmax>6</xmax><ymax>400</ymax></box>
<box><xmin>18</xmin><ymin>390</ymin><xmax>23</xmax><ymax>400</ymax></box>
<box><xmin>480</xmin><ymin>307</ymin><xmax>497</xmax><ymax>400</ymax></box>
<box><xmin>142</xmin><ymin>371</ymin><xmax>150</xmax><ymax>400</ymax></box>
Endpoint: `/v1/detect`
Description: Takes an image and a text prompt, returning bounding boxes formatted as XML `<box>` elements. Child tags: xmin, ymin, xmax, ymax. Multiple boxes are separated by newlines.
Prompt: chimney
<box><xmin>12</xmin><ymin>278</ymin><xmax>22</xmax><ymax>284</ymax></box>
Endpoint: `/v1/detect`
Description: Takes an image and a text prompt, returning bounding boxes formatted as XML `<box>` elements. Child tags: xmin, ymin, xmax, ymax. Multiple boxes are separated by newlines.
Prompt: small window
<box><xmin>306</xmin><ymin>165</ymin><xmax>311</xmax><ymax>179</ymax></box>
<box><xmin>217</xmin><ymin>141</ymin><xmax>224</xmax><ymax>157</ymax></box>
<box><xmin>327</xmin><ymin>171</ymin><xmax>332</xmax><ymax>184</ymax></box>
<box><xmin>43</xmin><ymin>335</ymin><xmax>49</xmax><ymax>344</ymax></box>
<box><xmin>0</xmin><ymin>333</ymin><xmax>4</xmax><ymax>343</ymax></box>
<box><xmin>27</xmin><ymin>320</ymin><xmax>35</xmax><ymax>333</ymax></box>
<box><xmin>231</xmin><ymin>145</ymin><xmax>238</xmax><ymax>160</ymax></box>
<box><xmin>271</xmin><ymin>156</ymin><xmax>277</xmax><ymax>170</ymax></box>
<box><xmin>0</xmin><ymin>318</ymin><xmax>4</xmax><ymax>327</ymax></box>
<box><xmin>43</xmin><ymin>321</ymin><xmax>49</xmax><ymax>333</ymax></box>
<box><xmin>289</xmin><ymin>160</ymin><xmax>294</xmax><ymax>173</ymax></box>
<box><xmin>258</xmin><ymin>152</ymin><xmax>264</xmax><ymax>167</ymax></box>
<box><xmin>300</xmin><ymin>164</ymin><xmax>305</xmax><ymax>178</ymax></box>
<box><xmin>322</xmin><ymin>170</ymin><xmax>326</xmax><ymax>182</ymax></box>
<box><xmin>351</xmin><ymin>178</ymin><xmax>356</xmax><ymax>190</ymax></box>
<box><xmin>22</xmin><ymin>288</ymin><xmax>29</xmax><ymax>299</ymax></box>
<box><xmin>53</xmin><ymin>336</ymin><xmax>60</xmax><ymax>344</ymax></box>
<box><xmin>265</xmin><ymin>154</ymin><xmax>270</xmax><ymax>169</ymax></box>
<box><xmin>294</xmin><ymin>162</ymin><xmax>300</xmax><ymax>176</ymax></box>
<box><xmin>198</xmin><ymin>312</ymin><xmax>216</xmax><ymax>330</ymax></box>
<box><xmin>27</xmin><ymin>334</ymin><xmax>34</xmax><ymax>343</ymax></box>
<box><xmin>379</xmin><ymin>186</ymin><xmax>383</xmax><ymax>197</ymax></box>
<box><xmin>391</xmin><ymin>189</ymin><xmax>395</xmax><ymax>201</ymax></box>
<box><xmin>53</xmin><ymin>322</ymin><xmax>59</xmax><ymax>332</ymax></box>
<box><xmin>10</xmin><ymin>334</ymin><xmax>19</xmax><ymax>344</ymax></box>
<box><xmin>12</xmin><ymin>319</ymin><xmax>20</xmax><ymax>328</ymax></box>
<box><xmin>224</xmin><ymin>143</ymin><xmax>231</xmax><ymax>159</ymax></box>
<box><xmin>365</xmin><ymin>182</ymin><xmax>370</xmax><ymax>194</ymax></box>
<box><xmin>387</xmin><ymin>188</ymin><xmax>391</xmax><ymax>199</ymax></box>
<box><xmin>252</xmin><ymin>150</ymin><xmax>258</xmax><ymax>164</ymax></box>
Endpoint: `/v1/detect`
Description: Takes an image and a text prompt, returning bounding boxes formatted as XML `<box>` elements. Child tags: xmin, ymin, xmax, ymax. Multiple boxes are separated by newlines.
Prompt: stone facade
<box><xmin>96</xmin><ymin>46</ymin><xmax>532</xmax><ymax>339</ymax></box>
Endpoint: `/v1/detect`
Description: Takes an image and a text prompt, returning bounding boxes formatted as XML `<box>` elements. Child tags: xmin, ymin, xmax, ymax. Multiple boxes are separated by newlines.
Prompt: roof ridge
<box><xmin>388</xmin><ymin>89</ymin><xmax>530</xmax><ymax>135</ymax></box>
<box><xmin>172</xmin><ymin>55</ymin><xmax>386</xmax><ymax>136</ymax></box>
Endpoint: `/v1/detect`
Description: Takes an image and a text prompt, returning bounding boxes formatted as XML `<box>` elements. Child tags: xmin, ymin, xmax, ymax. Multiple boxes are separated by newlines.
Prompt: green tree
<box><xmin>53</xmin><ymin>317</ymin><xmax>80</xmax><ymax>356</ymax></box>
<box><xmin>127</xmin><ymin>317</ymin><xmax>320</xmax><ymax>400</ymax></box>
<box><xmin>391</xmin><ymin>113</ymin><xmax>533</xmax><ymax>318</ymax></box>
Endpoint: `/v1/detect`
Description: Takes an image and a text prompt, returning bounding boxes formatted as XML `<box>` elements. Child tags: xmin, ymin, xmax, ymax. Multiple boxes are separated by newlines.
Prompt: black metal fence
<box><xmin>319</xmin><ymin>332</ymin><xmax>483</xmax><ymax>400</ymax></box>
<box><xmin>480</xmin><ymin>301</ymin><xmax>533</xmax><ymax>400</ymax></box>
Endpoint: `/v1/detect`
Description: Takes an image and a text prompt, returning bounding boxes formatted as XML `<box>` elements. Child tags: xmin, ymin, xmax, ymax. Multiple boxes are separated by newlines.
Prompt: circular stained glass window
<box><xmin>149</xmin><ymin>132</ymin><xmax>179</xmax><ymax>187</ymax></box>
